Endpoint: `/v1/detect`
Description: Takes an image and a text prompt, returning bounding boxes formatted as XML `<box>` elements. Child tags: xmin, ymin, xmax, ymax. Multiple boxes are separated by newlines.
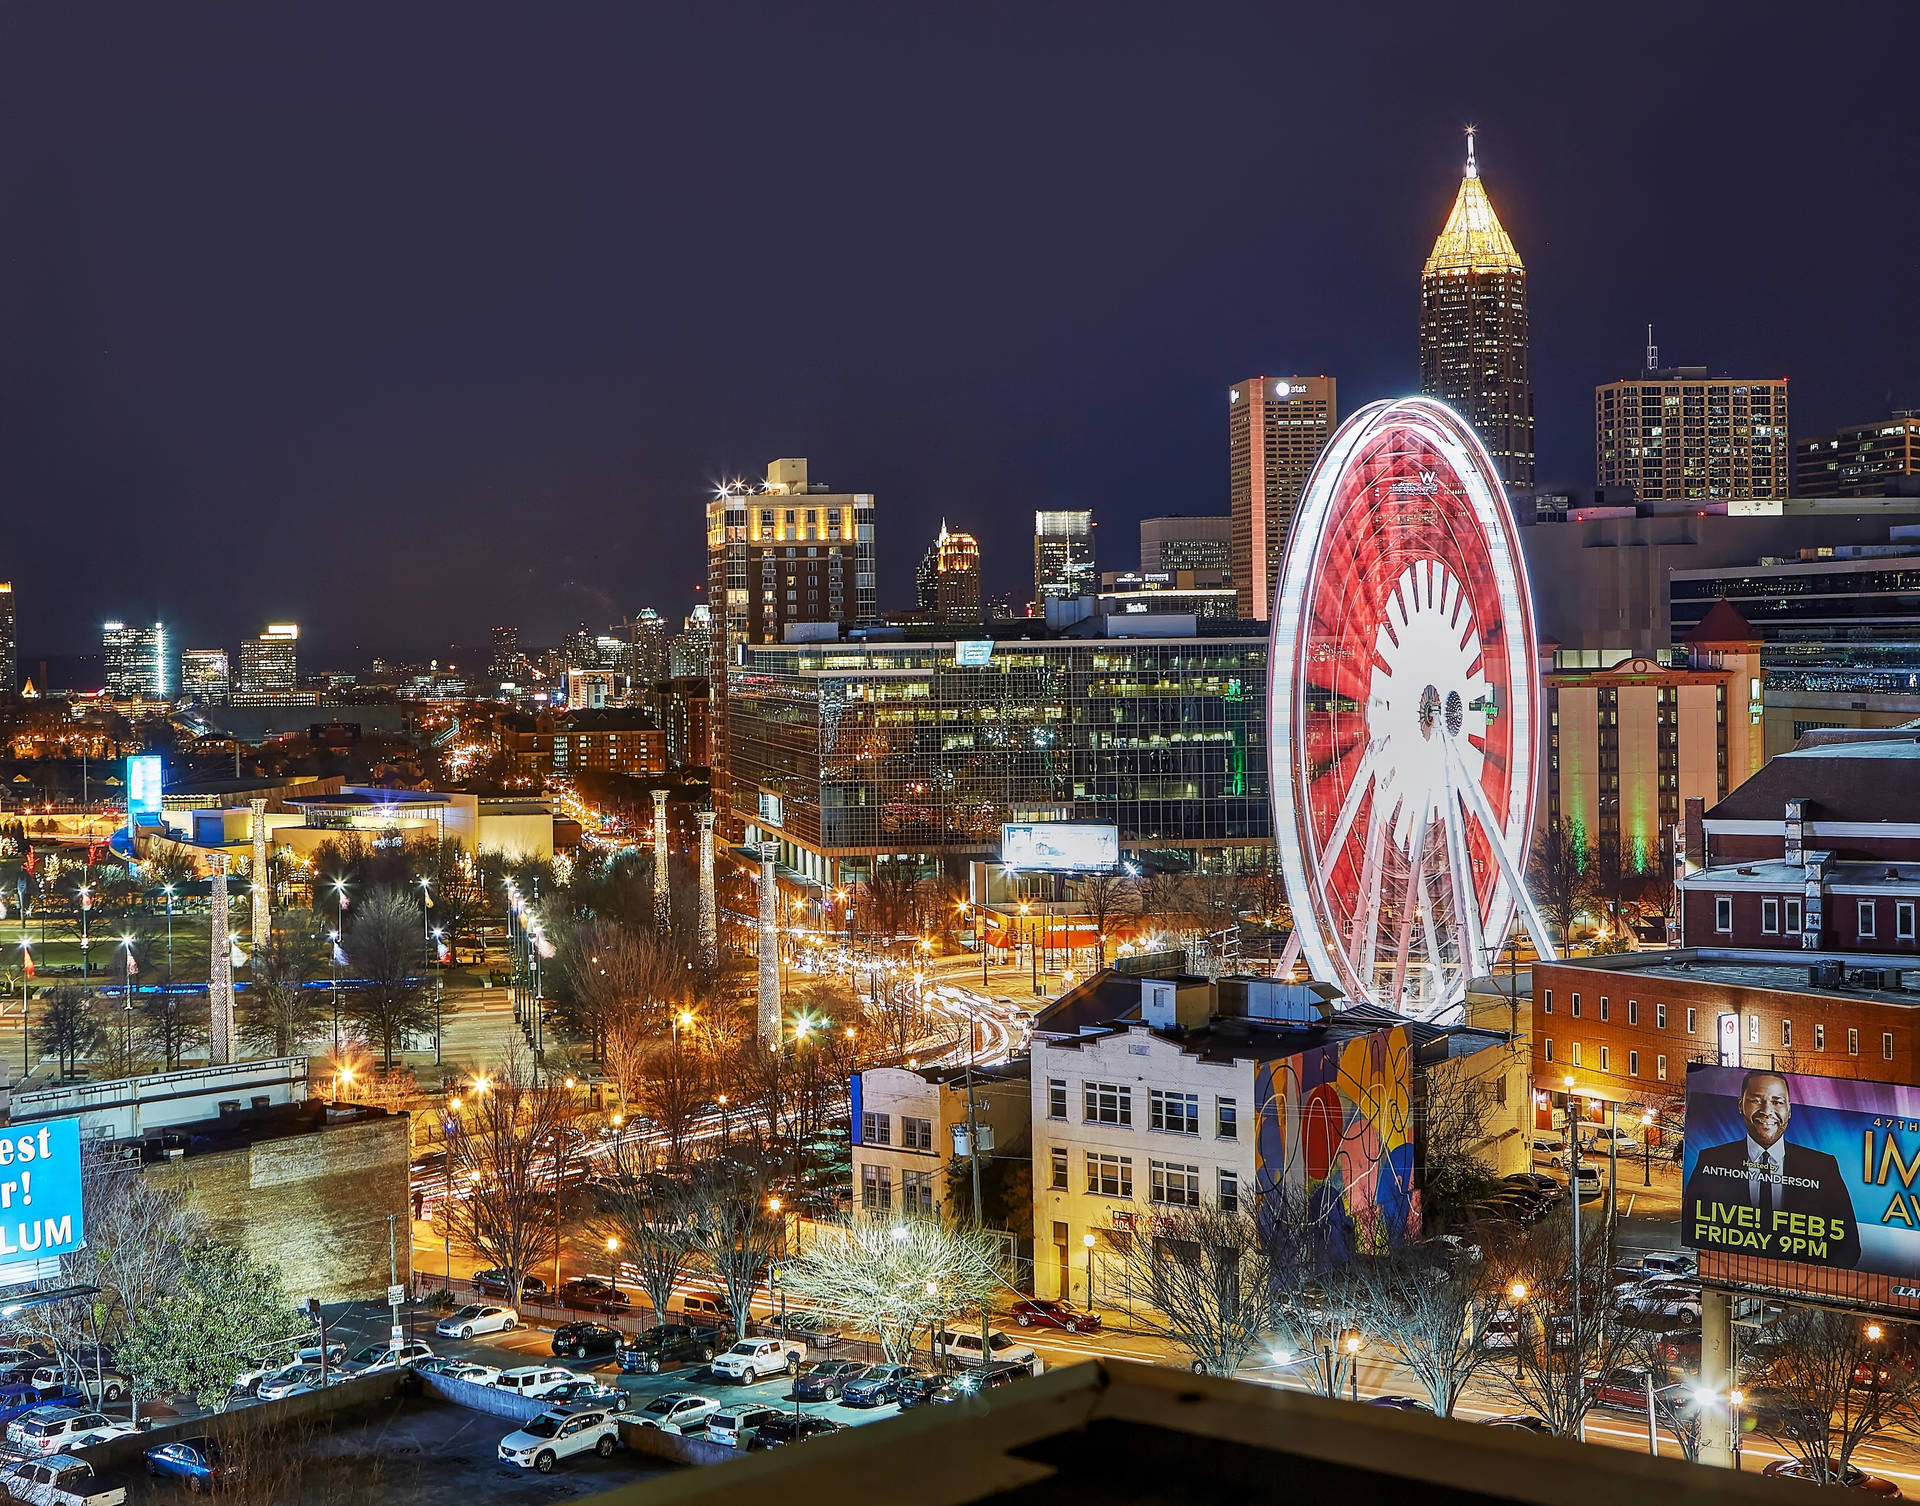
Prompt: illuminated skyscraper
<box><xmin>920</xmin><ymin>521</ymin><xmax>981</xmax><ymax>623</ymax></box>
<box><xmin>102</xmin><ymin>621</ymin><xmax>168</xmax><ymax>699</ymax></box>
<box><xmin>1033</xmin><ymin>510</ymin><xmax>1094</xmax><ymax>606</ymax></box>
<box><xmin>180</xmin><ymin>648</ymin><xmax>230</xmax><ymax>705</ymax></box>
<box><xmin>487</xmin><ymin>625</ymin><xmax>522</xmax><ymax>689</ymax></box>
<box><xmin>1596</xmin><ymin>361</ymin><xmax>1788</xmax><ymax>502</ymax></box>
<box><xmin>237</xmin><ymin>623</ymin><xmax>299</xmax><ymax>697</ymax></box>
<box><xmin>1228</xmin><ymin>376</ymin><xmax>1336</xmax><ymax>619</ymax></box>
<box><xmin>1419</xmin><ymin>129</ymin><xmax>1532</xmax><ymax>489</ymax></box>
<box><xmin>0</xmin><ymin>582</ymin><xmax>14</xmax><ymax>694</ymax></box>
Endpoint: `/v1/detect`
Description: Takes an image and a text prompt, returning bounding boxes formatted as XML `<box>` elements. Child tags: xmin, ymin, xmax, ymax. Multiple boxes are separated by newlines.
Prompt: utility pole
<box><xmin>1567</xmin><ymin>1087</ymin><xmax>1584</xmax><ymax>1443</ymax></box>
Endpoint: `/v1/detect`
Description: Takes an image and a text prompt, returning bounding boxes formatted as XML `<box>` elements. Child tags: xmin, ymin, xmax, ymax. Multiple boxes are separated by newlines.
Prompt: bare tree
<box><xmin>1529</xmin><ymin>819</ymin><xmax>1586</xmax><ymax>953</ymax></box>
<box><xmin>688</xmin><ymin>1165</ymin><xmax>785</xmax><ymax>1342</ymax></box>
<box><xmin>588</xmin><ymin>1139</ymin><xmax>697</xmax><ymax>1337</ymax></box>
<box><xmin>239</xmin><ymin>927</ymin><xmax>328</xmax><ymax>1057</ymax></box>
<box><xmin>1346</xmin><ymin>1242</ymin><xmax>1500</xmax><ymax>1416</ymax></box>
<box><xmin>1747</xmin><ymin>1307</ymin><xmax>1920</xmax><ymax>1481</ymax></box>
<box><xmin>783</xmin><ymin>1215</ymin><xmax>1002</xmax><ymax>1365</ymax></box>
<box><xmin>343</xmin><ymin>888</ymin><xmax>433</xmax><ymax>1066</ymax></box>
<box><xmin>137</xmin><ymin>985</ymin><xmax>207</xmax><ymax>1071</ymax></box>
<box><xmin>38</xmin><ymin>985</ymin><xmax>101</xmax><ymax>1077</ymax></box>
<box><xmin>442</xmin><ymin>1052</ymin><xmax>581</xmax><ymax>1305</ymax></box>
<box><xmin>634</xmin><ymin>1034</ymin><xmax>708</xmax><ymax>1168</ymax></box>
<box><xmin>1077</xmin><ymin>872</ymin><xmax>1136</xmax><ymax>967</ymax></box>
<box><xmin>1110</xmin><ymin>1202</ymin><xmax>1276</xmax><ymax>1378</ymax></box>
<box><xmin>1415</xmin><ymin>1060</ymin><xmax>1504</xmax><ymax>1227</ymax></box>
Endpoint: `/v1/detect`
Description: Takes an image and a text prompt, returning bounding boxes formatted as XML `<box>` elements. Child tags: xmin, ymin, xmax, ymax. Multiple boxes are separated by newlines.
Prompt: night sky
<box><xmin>3</xmin><ymin>2</ymin><xmax>1912</xmax><ymax>665</ymax></box>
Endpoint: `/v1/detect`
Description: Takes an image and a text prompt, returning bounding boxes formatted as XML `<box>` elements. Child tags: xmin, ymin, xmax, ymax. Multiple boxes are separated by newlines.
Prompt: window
<box><xmin>1571</xmin><ymin>1042</ymin><xmax>1583</xmax><ymax>1067</ymax></box>
<box><xmin>1686</xmin><ymin>1007</ymin><xmax>1697</xmax><ymax>1035</ymax></box>
<box><xmin>1543</xmin><ymin>1038</ymin><xmax>1554</xmax><ymax>1062</ymax></box>
<box><xmin>1815</xmin><ymin>1024</ymin><xmax>1826</xmax><ymax>1052</ymax></box>
<box><xmin>1218</xmin><ymin>1170</ymin><xmax>1239</xmax><ymax>1214</ymax></box>
<box><xmin>1149</xmin><ymin>1090</ymin><xmax>1200</xmax><ymax>1135</ymax></box>
<box><xmin>1084</xmin><ymin>1082</ymin><xmax>1132</xmax><ymax>1126</ymax></box>
<box><xmin>1599</xmin><ymin>1045</ymin><xmax>1610</xmax><ymax>1072</ymax></box>
<box><xmin>1715</xmin><ymin>896</ymin><xmax>1733</xmax><ymax>933</ymax></box>
<box><xmin>1782</xmin><ymin>1020</ymin><xmax>1793</xmax><ymax>1048</ymax></box>
<box><xmin>1049</xmin><ymin>1147</ymin><xmax>1068</xmax><ymax>1190</ymax></box>
<box><xmin>1599</xmin><ymin>996</ymin><xmax>1610</xmax><ymax>1023</ymax></box>
<box><xmin>1657</xmin><ymin>1054</ymin><xmax>1669</xmax><ymax>1081</ymax></box>
<box><xmin>1629</xmin><ymin>1050</ymin><xmax>1640</xmax><ymax>1077</ymax></box>
<box><xmin>1571</xmin><ymin>993</ymin><xmax>1582</xmax><ymax>1018</ymax></box>
<box><xmin>861</xmin><ymin>1111</ymin><xmax>891</xmax><ymax>1146</ymax></box>
<box><xmin>1761</xmin><ymin>898</ymin><xmax>1779</xmax><ymax>934</ymax></box>
<box><xmin>861</xmin><ymin>1163</ymin><xmax>892</xmax><ymax>1210</ymax></box>
<box><xmin>902</xmin><ymin>1116</ymin><xmax>934</xmax><ymax>1152</ymax></box>
<box><xmin>1850</xmin><ymin>1028</ymin><xmax>1860</xmax><ymax>1057</ymax></box>
<box><xmin>1859</xmin><ymin>900</ymin><xmax>1877</xmax><ymax>940</ymax></box>
<box><xmin>1885</xmin><ymin>1032</ymin><xmax>1896</xmax><ymax>1062</ymax></box>
<box><xmin>1749</xmin><ymin>1014</ymin><xmax>1759</xmax><ymax>1044</ymax></box>
<box><xmin>1901</xmin><ymin>902</ymin><xmax>1917</xmax><ymax>941</ymax></box>
<box><xmin>1656</xmin><ymin>1001</ymin><xmax>1667</xmax><ymax>1029</ymax></box>
<box><xmin>1787</xmin><ymin>898</ymin><xmax>1802</xmax><ymax>932</ymax></box>
<box><xmin>1149</xmin><ymin>1161</ymin><xmax>1201</xmax><ymax>1207</ymax></box>
<box><xmin>1217</xmin><ymin>1097</ymin><xmax>1239</xmax><ymax>1139</ymax></box>
<box><xmin>902</xmin><ymin>1169</ymin><xmax>935</xmax><ymax>1215</ymax></box>
<box><xmin>1047</xmin><ymin>1079</ymin><xmax>1067</xmax><ymax>1120</ymax></box>
<box><xmin>1627</xmin><ymin>999</ymin><xmax>1639</xmax><ymax>1026</ymax></box>
<box><xmin>1086</xmin><ymin>1152</ymin><xmax>1132</xmax><ymax>1199</ymax></box>
<box><xmin>1543</xmin><ymin>989</ymin><xmax>1553</xmax><ymax>1014</ymax></box>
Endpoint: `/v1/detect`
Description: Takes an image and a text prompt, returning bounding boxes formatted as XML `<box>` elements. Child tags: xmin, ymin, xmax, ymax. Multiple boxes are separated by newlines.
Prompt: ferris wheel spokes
<box><xmin>1442</xmin><ymin>734</ymin><xmax>1561</xmax><ymax>968</ymax></box>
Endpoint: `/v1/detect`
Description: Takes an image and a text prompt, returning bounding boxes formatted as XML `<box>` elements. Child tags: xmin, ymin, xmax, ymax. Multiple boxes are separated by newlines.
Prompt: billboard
<box><xmin>999</xmin><ymin>822</ymin><xmax>1118</xmax><ymax>873</ymax></box>
<box><xmin>1683</xmin><ymin>1063</ymin><xmax>1920</xmax><ymax>1277</ymax></box>
<box><xmin>0</xmin><ymin>1117</ymin><xmax>85</xmax><ymax>1272</ymax></box>
<box><xmin>953</xmin><ymin>640</ymin><xmax>994</xmax><ymax>667</ymax></box>
<box><xmin>127</xmin><ymin>755</ymin><xmax>163</xmax><ymax>824</ymax></box>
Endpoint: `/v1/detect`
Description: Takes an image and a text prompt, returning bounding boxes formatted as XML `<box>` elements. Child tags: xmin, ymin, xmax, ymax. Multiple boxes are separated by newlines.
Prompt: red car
<box><xmin>1009</xmin><ymin>1299</ymin><xmax>1101</xmax><ymax>1334</ymax></box>
<box><xmin>1585</xmin><ymin>1366</ymin><xmax>1656</xmax><ymax>1412</ymax></box>
<box><xmin>1763</xmin><ymin>1461</ymin><xmax>1903</xmax><ymax>1497</ymax></box>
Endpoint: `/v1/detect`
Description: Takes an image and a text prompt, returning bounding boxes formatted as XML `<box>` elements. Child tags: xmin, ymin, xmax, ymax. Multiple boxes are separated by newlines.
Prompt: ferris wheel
<box><xmin>1269</xmin><ymin>397</ymin><xmax>1557</xmax><ymax>1019</ymax></box>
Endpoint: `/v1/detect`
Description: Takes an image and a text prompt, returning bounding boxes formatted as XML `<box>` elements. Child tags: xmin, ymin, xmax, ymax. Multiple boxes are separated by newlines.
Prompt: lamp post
<box><xmin>332</xmin><ymin>878</ymin><xmax>349</xmax><ymax>1051</ymax></box>
<box><xmin>1641</xmin><ymin>1110</ymin><xmax>1655</xmax><ymax>1186</ymax></box>
<box><xmin>605</xmin><ymin>1236</ymin><xmax>620</xmax><ymax>1293</ymax></box>
<box><xmin>419</xmin><ymin>877</ymin><xmax>433</xmax><ymax>969</ymax></box>
<box><xmin>1729</xmin><ymin>1387</ymin><xmax>1745</xmax><ymax>1470</ymax></box>
<box><xmin>1082</xmin><ymin>1232</ymin><xmax>1096</xmax><ymax>1310</ymax></box>
<box><xmin>119</xmin><ymin>934</ymin><xmax>136</xmax><ymax>1067</ymax></box>
<box><xmin>161</xmin><ymin>884</ymin><xmax>175</xmax><ymax>984</ymax></box>
<box><xmin>77</xmin><ymin>885</ymin><xmax>90</xmax><ymax>983</ymax></box>
<box><xmin>1343</xmin><ymin>1330</ymin><xmax>1363</xmax><ymax>1402</ymax></box>
<box><xmin>1564</xmin><ymin>1073</ymin><xmax>1584</xmax><ymax>1442</ymax></box>
<box><xmin>1508</xmin><ymin>1280</ymin><xmax>1528</xmax><ymax>1380</ymax></box>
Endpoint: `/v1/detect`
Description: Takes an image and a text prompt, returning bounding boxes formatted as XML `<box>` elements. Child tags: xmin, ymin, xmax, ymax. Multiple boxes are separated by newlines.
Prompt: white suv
<box><xmin>497</xmin><ymin>1408</ymin><xmax>621</xmax><ymax>1473</ymax></box>
<box><xmin>494</xmin><ymin>1366</ymin><xmax>585</xmax><ymax>1399</ymax></box>
<box><xmin>6</xmin><ymin>1411</ymin><xmax>137</xmax><ymax>1456</ymax></box>
<box><xmin>709</xmin><ymin>1339</ymin><xmax>803</xmax><ymax>1385</ymax></box>
<box><xmin>938</xmin><ymin>1330</ymin><xmax>1043</xmax><ymax>1376</ymax></box>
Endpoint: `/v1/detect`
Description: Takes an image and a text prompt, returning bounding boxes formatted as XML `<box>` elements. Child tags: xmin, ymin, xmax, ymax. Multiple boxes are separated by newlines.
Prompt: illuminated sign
<box><xmin>953</xmin><ymin>641</ymin><xmax>994</xmax><ymax>667</ymax></box>
<box><xmin>1682</xmin><ymin>1063</ymin><xmax>1920</xmax><ymax>1276</ymax></box>
<box><xmin>127</xmin><ymin>756</ymin><xmax>163</xmax><ymax>824</ymax></box>
<box><xmin>0</xmin><ymin>1117</ymin><xmax>85</xmax><ymax>1273</ymax></box>
<box><xmin>1000</xmin><ymin>822</ymin><xmax>1119</xmax><ymax>873</ymax></box>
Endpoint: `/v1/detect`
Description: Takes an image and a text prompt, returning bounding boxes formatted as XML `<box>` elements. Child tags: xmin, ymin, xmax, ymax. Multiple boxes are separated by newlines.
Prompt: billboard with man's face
<box><xmin>1682</xmin><ymin>1063</ymin><xmax>1920</xmax><ymax>1277</ymax></box>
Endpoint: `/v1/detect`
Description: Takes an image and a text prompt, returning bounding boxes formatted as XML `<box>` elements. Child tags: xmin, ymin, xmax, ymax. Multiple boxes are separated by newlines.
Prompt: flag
<box><xmin>20</xmin><ymin>953</ymin><xmax>32</xmax><ymax>981</ymax></box>
<box><xmin>437</xmin><ymin>942</ymin><xmax>451</xmax><ymax>966</ymax></box>
<box><xmin>20</xmin><ymin>848</ymin><xmax>33</xmax><ymax>877</ymax></box>
<box><xmin>332</xmin><ymin>941</ymin><xmax>349</xmax><ymax>968</ymax></box>
<box><xmin>126</xmin><ymin>952</ymin><xmax>137</xmax><ymax>975</ymax></box>
<box><xmin>422</xmin><ymin>888</ymin><xmax>434</xmax><ymax>910</ymax></box>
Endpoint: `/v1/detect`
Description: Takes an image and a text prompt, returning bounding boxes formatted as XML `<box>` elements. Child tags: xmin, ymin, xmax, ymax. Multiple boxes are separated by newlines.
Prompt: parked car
<box><xmin>437</xmin><ymin>1304</ymin><xmax>518</xmax><ymax>1339</ymax></box>
<box><xmin>6</xmin><ymin>1409</ymin><xmax>137</xmax><ymax>1455</ymax></box>
<box><xmin>617</xmin><ymin>1326</ymin><xmax>715</xmax><ymax>1375</ymax></box>
<box><xmin>1637</xmin><ymin>1251</ymin><xmax>1698</xmax><ymax>1279</ymax></box>
<box><xmin>894</xmin><ymin>1371</ymin><xmax>955</xmax><ymax>1409</ymax></box>
<box><xmin>497</xmin><ymin>1407</ymin><xmax>623</xmax><ymax>1473</ymax></box>
<box><xmin>294</xmin><ymin>1342</ymin><xmax>346</xmax><ymax>1369</ymax></box>
<box><xmin>1366</xmin><ymin>1395</ymin><xmax>1434</xmax><ymax>1413</ymax></box>
<box><xmin>4</xmin><ymin>1457</ymin><xmax>124</xmax><ymax>1506</ymax></box>
<box><xmin>143</xmin><ymin>1438</ymin><xmax>238</xmax><ymax>1492</ymax></box>
<box><xmin>556</xmin><ymin>1278</ymin><xmax>632</xmax><ymax>1314</ymax></box>
<box><xmin>841</xmin><ymin>1364</ymin><xmax>910</xmax><ymax>1407</ymax></box>
<box><xmin>774</xmin><ymin>1311</ymin><xmax>841</xmax><ymax>1345</ymax></box>
<box><xmin>705</xmin><ymin>1403</ymin><xmax>784</xmax><ymax>1449</ymax></box>
<box><xmin>473</xmin><ymin>1270</ymin><xmax>550</xmax><ymax>1303</ymax></box>
<box><xmin>1530</xmin><ymin>1133</ymin><xmax>1567</xmax><ymax>1164</ymax></box>
<box><xmin>542</xmin><ymin>1380</ymin><xmax>628</xmax><ymax>1410</ymax></box>
<box><xmin>676</xmin><ymin>1293</ymin><xmax>735</xmax><ymax>1330</ymax></box>
<box><xmin>937</xmin><ymin>1330</ymin><xmax>1043</xmax><ymax>1376</ymax></box>
<box><xmin>790</xmin><ymin>1360</ymin><xmax>867</xmax><ymax>1402</ymax></box>
<box><xmin>953</xmin><ymin>1361</ymin><xmax>1029</xmax><ymax>1395</ymax></box>
<box><xmin>552</xmin><ymin>1322</ymin><xmax>625</xmax><ymax>1362</ymax></box>
<box><xmin>1763</xmin><ymin>1461</ymin><xmax>1903</xmax><ymax>1497</ymax></box>
<box><xmin>1618</xmin><ymin>1284</ymin><xmax>1702</xmax><ymax>1327</ymax></box>
<box><xmin>344</xmin><ymin>1341</ymin><xmax>434</xmax><ymax>1375</ymax></box>
<box><xmin>1587</xmin><ymin>1366</ymin><xmax>1659</xmax><ymax>1412</ymax></box>
<box><xmin>23</xmin><ymin>1370</ymin><xmax>128</xmax><ymax>1406</ymax></box>
<box><xmin>494</xmin><ymin>1367</ymin><xmax>586</xmax><ymax>1399</ymax></box>
<box><xmin>1009</xmin><ymin>1299</ymin><xmax>1101</xmax><ymax>1335</ymax></box>
<box><xmin>744</xmin><ymin>1415</ymin><xmax>843</xmax><ymax>1451</ymax></box>
<box><xmin>710</xmin><ymin>1339</ymin><xmax>803</xmax><ymax>1385</ymax></box>
<box><xmin>1584</xmin><ymin>1126</ymin><xmax>1641</xmax><ymax>1157</ymax></box>
<box><xmin>633</xmin><ymin>1393</ymin><xmax>720</xmax><ymax>1435</ymax></box>
<box><xmin>256</xmin><ymin>1364</ymin><xmax>327</xmax><ymax>1402</ymax></box>
<box><xmin>1480</xmin><ymin>1414</ymin><xmax>1552</xmax><ymax>1434</ymax></box>
<box><xmin>1502</xmin><ymin>1172</ymin><xmax>1563</xmax><ymax>1200</ymax></box>
<box><xmin>417</xmin><ymin>1359</ymin><xmax>500</xmax><ymax>1386</ymax></box>
<box><xmin>1655</xmin><ymin>1328</ymin><xmax>1702</xmax><ymax>1371</ymax></box>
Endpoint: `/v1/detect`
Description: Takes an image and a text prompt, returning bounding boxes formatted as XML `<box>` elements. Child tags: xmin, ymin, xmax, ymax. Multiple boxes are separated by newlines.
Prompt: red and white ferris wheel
<box><xmin>1269</xmin><ymin>397</ymin><xmax>1557</xmax><ymax>1019</ymax></box>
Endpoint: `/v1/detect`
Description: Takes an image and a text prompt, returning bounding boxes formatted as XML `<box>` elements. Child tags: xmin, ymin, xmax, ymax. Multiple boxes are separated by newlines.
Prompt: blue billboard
<box><xmin>127</xmin><ymin>756</ymin><xmax>163</xmax><ymax>824</ymax></box>
<box><xmin>1682</xmin><ymin>1063</ymin><xmax>1920</xmax><ymax>1276</ymax></box>
<box><xmin>0</xmin><ymin>1117</ymin><xmax>85</xmax><ymax>1270</ymax></box>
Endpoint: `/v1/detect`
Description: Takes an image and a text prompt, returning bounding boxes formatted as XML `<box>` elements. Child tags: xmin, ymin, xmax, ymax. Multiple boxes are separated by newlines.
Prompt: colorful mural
<box><xmin>1254</xmin><ymin>1024</ymin><xmax>1418</xmax><ymax>1252</ymax></box>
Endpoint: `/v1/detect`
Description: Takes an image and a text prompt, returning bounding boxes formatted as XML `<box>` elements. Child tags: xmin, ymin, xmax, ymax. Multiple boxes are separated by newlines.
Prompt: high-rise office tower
<box><xmin>670</xmin><ymin>604</ymin><xmax>713</xmax><ymax>680</ymax></box>
<box><xmin>237</xmin><ymin>623</ymin><xmax>299</xmax><ymax>697</ymax></box>
<box><xmin>0</xmin><ymin>582</ymin><xmax>14</xmax><ymax>694</ymax></box>
<box><xmin>1419</xmin><ymin>129</ymin><xmax>1532</xmax><ymax>489</ymax></box>
<box><xmin>706</xmin><ymin>458</ymin><xmax>877</xmax><ymax>825</ymax></box>
<box><xmin>1140</xmin><ymin>515</ymin><xmax>1231</xmax><ymax>581</ymax></box>
<box><xmin>1229</xmin><ymin>376</ymin><xmax>1336</xmax><ymax>620</ymax></box>
<box><xmin>915</xmin><ymin>539</ymin><xmax>940</xmax><ymax>615</ymax></box>
<box><xmin>1033</xmin><ymin>510</ymin><xmax>1094</xmax><ymax>607</ymax></box>
<box><xmin>1595</xmin><ymin>359</ymin><xmax>1789</xmax><ymax>503</ymax></box>
<box><xmin>919</xmin><ymin>522</ymin><xmax>981</xmax><ymax>623</ymax></box>
<box><xmin>1795</xmin><ymin>414</ymin><xmax>1920</xmax><ymax>499</ymax></box>
<box><xmin>180</xmin><ymin>648</ymin><xmax>230</xmax><ymax>705</ymax></box>
<box><xmin>488</xmin><ymin>625</ymin><xmax>522</xmax><ymax>689</ymax></box>
<box><xmin>102</xmin><ymin>621</ymin><xmax>168</xmax><ymax>699</ymax></box>
<box><xmin>626</xmin><ymin>609</ymin><xmax>671</xmax><ymax>683</ymax></box>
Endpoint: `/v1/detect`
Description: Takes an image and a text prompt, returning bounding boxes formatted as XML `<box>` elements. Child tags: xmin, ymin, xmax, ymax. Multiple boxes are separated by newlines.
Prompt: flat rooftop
<box><xmin>1545</xmin><ymin>948</ymin><xmax>1920</xmax><ymax>1006</ymax></box>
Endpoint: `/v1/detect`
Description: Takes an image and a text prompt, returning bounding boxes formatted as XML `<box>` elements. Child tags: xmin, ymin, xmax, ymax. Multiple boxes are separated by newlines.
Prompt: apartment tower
<box><xmin>1229</xmin><ymin>376</ymin><xmax>1336</xmax><ymax>620</ymax></box>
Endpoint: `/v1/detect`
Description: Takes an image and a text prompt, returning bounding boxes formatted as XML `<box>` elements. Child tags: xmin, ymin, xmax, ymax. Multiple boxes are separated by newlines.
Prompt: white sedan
<box><xmin>437</xmin><ymin>1304</ymin><xmax>518</xmax><ymax>1339</ymax></box>
<box><xmin>497</xmin><ymin>1408</ymin><xmax>622</xmax><ymax>1473</ymax></box>
<box><xmin>256</xmin><ymin>1365</ymin><xmax>327</xmax><ymax>1401</ymax></box>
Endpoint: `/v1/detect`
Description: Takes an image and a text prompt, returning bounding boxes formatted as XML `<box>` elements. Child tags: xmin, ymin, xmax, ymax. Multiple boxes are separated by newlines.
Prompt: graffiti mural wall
<box><xmin>1254</xmin><ymin>1024</ymin><xmax>1418</xmax><ymax>1251</ymax></box>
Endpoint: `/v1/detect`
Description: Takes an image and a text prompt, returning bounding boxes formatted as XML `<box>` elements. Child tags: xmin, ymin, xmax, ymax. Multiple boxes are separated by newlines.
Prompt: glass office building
<box><xmin>728</xmin><ymin>623</ymin><xmax>1270</xmax><ymax>884</ymax></box>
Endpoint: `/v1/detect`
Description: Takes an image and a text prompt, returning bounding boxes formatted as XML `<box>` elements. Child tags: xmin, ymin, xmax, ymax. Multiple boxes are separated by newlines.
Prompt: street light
<box><xmin>1729</xmin><ymin>1388</ymin><xmax>1745</xmax><ymax>1470</ymax></box>
<box><xmin>605</xmin><ymin>1236</ymin><xmax>620</xmax><ymax>1290</ymax></box>
<box><xmin>1342</xmin><ymin>1330</ymin><xmax>1364</xmax><ymax>1401</ymax></box>
<box><xmin>1641</xmin><ymin>1110</ymin><xmax>1655</xmax><ymax>1186</ymax></box>
<box><xmin>161</xmin><ymin>883</ymin><xmax>175</xmax><ymax>983</ymax></box>
<box><xmin>1083</xmin><ymin>1232</ymin><xmax>1096</xmax><ymax>1309</ymax></box>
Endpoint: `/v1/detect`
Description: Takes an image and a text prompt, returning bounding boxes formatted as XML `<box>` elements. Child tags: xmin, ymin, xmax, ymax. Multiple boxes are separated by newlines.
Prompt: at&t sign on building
<box><xmin>1269</xmin><ymin>397</ymin><xmax>1557</xmax><ymax>1019</ymax></box>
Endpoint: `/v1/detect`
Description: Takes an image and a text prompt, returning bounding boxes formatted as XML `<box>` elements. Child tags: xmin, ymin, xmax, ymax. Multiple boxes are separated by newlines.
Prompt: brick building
<box><xmin>493</xmin><ymin>709</ymin><xmax>667</xmax><ymax>779</ymax></box>
<box><xmin>643</xmin><ymin>678</ymin><xmax>711</xmax><ymax>769</ymax></box>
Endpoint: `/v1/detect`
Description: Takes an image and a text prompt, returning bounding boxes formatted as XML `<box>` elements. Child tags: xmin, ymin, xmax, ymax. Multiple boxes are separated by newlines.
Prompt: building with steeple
<box><xmin>1420</xmin><ymin>129</ymin><xmax>1532</xmax><ymax>490</ymax></box>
